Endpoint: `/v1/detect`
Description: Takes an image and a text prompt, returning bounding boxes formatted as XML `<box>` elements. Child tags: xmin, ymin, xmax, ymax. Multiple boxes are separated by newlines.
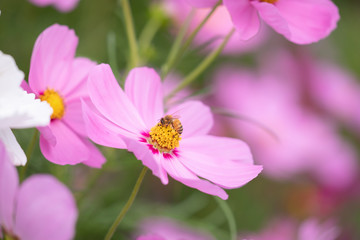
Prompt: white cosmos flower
<box><xmin>0</xmin><ymin>51</ymin><xmax>52</xmax><ymax>166</ymax></box>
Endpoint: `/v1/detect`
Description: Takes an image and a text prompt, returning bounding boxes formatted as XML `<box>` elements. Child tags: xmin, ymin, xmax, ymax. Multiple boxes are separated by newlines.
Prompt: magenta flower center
<box><xmin>39</xmin><ymin>89</ymin><xmax>65</xmax><ymax>119</ymax></box>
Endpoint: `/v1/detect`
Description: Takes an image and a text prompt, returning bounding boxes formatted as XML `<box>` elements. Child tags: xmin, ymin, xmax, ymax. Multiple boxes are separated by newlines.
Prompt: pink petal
<box><xmin>178</xmin><ymin>137</ymin><xmax>262</xmax><ymax>189</ymax></box>
<box><xmin>223</xmin><ymin>0</ymin><xmax>260</xmax><ymax>40</ymax></box>
<box><xmin>298</xmin><ymin>219</ymin><xmax>340</xmax><ymax>240</ymax></box>
<box><xmin>255</xmin><ymin>0</ymin><xmax>339</xmax><ymax>44</ymax></box>
<box><xmin>137</xmin><ymin>235</ymin><xmax>166</xmax><ymax>240</ymax></box>
<box><xmin>0</xmin><ymin>142</ymin><xmax>18</xmax><ymax>232</ymax></box>
<box><xmin>82</xmin><ymin>100</ymin><xmax>127</xmax><ymax>148</ymax></box>
<box><xmin>39</xmin><ymin>120</ymin><xmax>99</xmax><ymax>166</ymax></box>
<box><xmin>52</xmin><ymin>0</ymin><xmax>80</xmax><ymax>12</ymax></box>
<box><xmin>37</xmin><ymin>126</ymin><xmax>56</xmax><ymax>146</ymax></box>
<box><xmin>167</xmin><ymin>101</ymin><xmax>213</xmax><ymax>138</ymax></box>
<box><xmin>181</xmin><ymin>135</ymin><xmax>254</xmax><ymax>163</ymax></box>
<box><xmin>125</xmin><ymin>67</ymin><xmax>164</xmax><ymax>129</ymax></box>
<box><xmin>185</xmin><ymin>0</ymin><xmax>219</xmax><ymax>8</ymax></box>
<box><xmin>138</xmin><ymin>217</ymin><xmax>216</xmax><ymax>240</ymax></box>
<box><xmin>251</xmin><ymin>1</ymin><xmax>290</xmax><ymax>40</ymax></box>
<box><xmin>88</xmin><ymin>64</ymin><xmax>146</xmax><ymax>135</ymax></box>
<box><xmin>62</xmin><ymin>99</ymin><xmax>87</xmax><ymax>137</ymax></box>
<box><xmin>160</xmin><ymin>157</ymin><xmax>228</xmax><ymax>199</ymax></box>
<box><xmin>82</xmin><ymin>99</ymin><xmax>128</xmax><ymax>148</ymax></box>
<box><xmin>14</xmin><ymin>175</ymin><xmax>77</xmax><ymax>240</ymax></box>
<box><xmin>126</xmin><ymin>139</ymin><xmax>168</xmax><ymax>184</ymax></box>
<box><xmin>61</xmin><ymin>57</ymin><xmax>96</xmax><ymax>102</ymax></box>
<box><xmin>80</xmin><ymin>140</ymin><xmax>106</xmax><ymax>168</ymax></box>
<box><xmin>20</xmin><ymin>80</ymin><xmax>33</xmax><ymax>94</ymax></box>
<box><xmin>29</xmin><ymin>0</ymin><xmax>79</xmax><ymax>12</ymax></box>
<box><xmin>29</xmin><ymin>24</ymin><xmax>78</xmax><ymax>94</ymax></box>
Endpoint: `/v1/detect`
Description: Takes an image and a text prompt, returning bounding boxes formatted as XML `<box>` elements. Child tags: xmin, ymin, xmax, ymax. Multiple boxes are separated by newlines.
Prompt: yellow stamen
<box><xmin>260</xmin><ymin>0</ymin><xmax>277</xmax><ymax>4</ymax></box>
<box><xmin>39</xmin><ymin>89</ymin><xmax>65</xmax><ymax>119</ymax></box>
<box><xmin>149</xmin><ymin>123</ymin><xmax>181</xmax><ymax>153</ymax></box>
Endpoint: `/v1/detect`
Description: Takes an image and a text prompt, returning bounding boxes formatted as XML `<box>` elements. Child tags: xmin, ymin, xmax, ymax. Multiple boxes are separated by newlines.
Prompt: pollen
<box><xmin>260</xmin><ymin>0</ymin><xmax>277</xmax><ymax>4</ymax></box>
<box><xmin>39</xmin><ymin>89</ymin><xmax>65</xmax><ymax>119</ymax></box>
<box><xmin>149</xmin><ymin>123</ymin><xmax>181</xmax><ymax>153</ymax></box>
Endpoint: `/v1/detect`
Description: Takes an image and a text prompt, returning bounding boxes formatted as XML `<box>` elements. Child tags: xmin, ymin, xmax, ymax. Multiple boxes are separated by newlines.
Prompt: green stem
<box><xmin>165</xmin><ymin>28</ymin><xmax>235</xmax><ymax>101</ymax></box>
<box><xmin>120</xmin><ymin>0</ymin><xmax>140</xmax><ymax>70</ymax></box>
<box><xmin>107</xmin><ymin>31</ymin><xmax>120</xmax><ymax>78</ymax></box>
<box><xmin>161</xmin><ymin>9</ymin><xmax>195</xmax><ymax>80</ymax></box>
<box><xmin>180</xmin><ymin>0</ymin><xmax>221</xmax><ymax>56</ymax></box>
<box><xmin>20</xmin><ymin>129</ymin><xmax>39</xmax><ymax>181</ymax></box>
<box><xmin>138</xmin><ymin>18</ymin><xmax>161</xmax><ymax>59</ymax></box>
<box><xmin>104</xmin><ymin>166</ymin><xmax>148</xmax><ymax>240</ymax></box>
<box><xmin>161</xmin><ymin>1</ymin><xmax>220</xmax><ymax>80</ymax></box>
<box><xmin>214</xmin><ymin>197</ymin><xmax>237</xmax><ymax>240</ymax></box>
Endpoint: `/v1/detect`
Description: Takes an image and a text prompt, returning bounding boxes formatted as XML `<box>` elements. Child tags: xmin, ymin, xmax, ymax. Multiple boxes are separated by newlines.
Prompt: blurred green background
<box><xmin>1</xmin><ymin>0</ymin><xmax>360</xmax><ymax>239</ymax></box>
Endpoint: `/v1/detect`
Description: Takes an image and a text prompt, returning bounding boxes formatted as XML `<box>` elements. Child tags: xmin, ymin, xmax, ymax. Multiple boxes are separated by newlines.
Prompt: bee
<box><xmin>160</xmin><ymin>115</ymin><xmax>183</xmax><ymax>135</ymax></box>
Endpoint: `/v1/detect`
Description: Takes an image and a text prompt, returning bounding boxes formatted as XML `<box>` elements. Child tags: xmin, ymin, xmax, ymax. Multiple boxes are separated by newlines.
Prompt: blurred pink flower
<box><xmin>28</xmin><ymin>0</ymin><xmax>80</xmax><ymax>12</ymax></box>
<box><xmin>165</xmin><ymin>0</ymin><xmax>267</xmax><ymax>54</ymax></box>
<box><xmin>243</xmin><ymin>218</ymin><xmax>339</xmax><ymax>240</ymax></box>
<box><xmin>303</xmin><ymin>61</ymin><xmax>360</xmax><ymax>134</ymax></box>
<box><xmin>83</xmin><ymin>64</ymin><xmax>262</xmax><ymax>200</ymax></box>
<box><xmin>163</xmin><ymin>73</ymin><xmax>192</xmax><ymax>107</ymax></box>
<box><xmin>186</xmin><ymin>0</ymin><xmax>339</xmax><ymax>44</ymax></box>
<box><xmin>261</xmin><ymin>50</ymin><xmax>360</xmax><ymax>135</ymax></box>
<box><xmin>136</xmin><ymin>217</ymin><xmax>215</xmax><ymax>240</ymax></box>
<box><xmin>211</xmin><ymin>67</ymin><xmax>357</xmax><ymax>190</ymax></box>
<box><xmin>0</xmin><ymin>142</ymin><xmax>78</xmax><ymax>240</ymax></box>
<box><xmin>24</xmin><ymin>24</ymin><xmax>105</xmax><ymax>167</ymax></box>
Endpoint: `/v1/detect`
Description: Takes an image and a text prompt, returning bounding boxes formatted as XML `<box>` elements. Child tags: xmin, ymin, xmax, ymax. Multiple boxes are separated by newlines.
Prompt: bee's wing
<box><xmin>167</xmin><ymin>108</ymin><xmax>183</xmax><ymax>119</ymax></box>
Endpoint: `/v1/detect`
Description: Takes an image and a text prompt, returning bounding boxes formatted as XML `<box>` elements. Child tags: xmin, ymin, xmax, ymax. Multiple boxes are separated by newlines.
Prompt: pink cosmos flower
<box><xmin>163</xmin><ymin>73</ymin><xmax>193</xmax><ymax>107</ymax></box>
<box><xmin>186</xmin><ymin>0</ymin><xmax>339</xmax><ymax>44</ymax></box>
<box><xmin>28</xmin><ymin>0</ymin><xmax>80</xmax><ymax>12</ymax></box>
<box><xmin>136</xmin><ymin>217</ymin><xmax>215</xmax><ymax>240</ymax></box>
<box><xmin>24</xmin><ymin>24</ymin><xmax>105</xmax><ymax>167</ymax></box>
<box><xmin>261</xmin><ymin>50</ymin><xmax>360</xmax><ymax>135</ymax></box>
<box><xmin>211</xmin><ymin>67</ymin><xmax>357</xmax><ymax>190</ymax></box>
<box><xmin>243</xmin><ymin>218</ymin><xmax>339</xmax><ymax>240</ymax></box>
<box><xmin>83</xmin><ymin>64</ymin><xmax>262</xmax><ymax>200</ymax></box>
<box><xmin>0</xmin><ymin>142</ymin><xmax>78</xmax><ymax>240</ymax></box>
<box><xmin>165</xmin><ymin>0</ymin><xmax>267</xmax><ymax>54</ymax></box>
<box><xmin>296</xmin><ymin>58</ymin><xmax>360</xmax><ymax>135</ymax></box>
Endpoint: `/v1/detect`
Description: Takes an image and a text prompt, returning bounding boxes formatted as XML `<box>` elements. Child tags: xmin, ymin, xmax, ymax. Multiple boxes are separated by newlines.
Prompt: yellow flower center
<box><xmin>39</xmin><ymin>89</ymin><xmax>65</xmax><ymax>120</ymax></box>
<box><xmin>260</xmin><ymin>0</ymin><xmax>277</xmax><ymax>4</ymax></box>
<box><xmin>149</xmin><ymin>123</ymin><xmax>181</xmax><ymax>153</ymax></box>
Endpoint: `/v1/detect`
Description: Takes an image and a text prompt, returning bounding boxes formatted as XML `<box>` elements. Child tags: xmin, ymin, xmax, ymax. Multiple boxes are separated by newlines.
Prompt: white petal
<box><xmin>0</xmin><ymin>51</ymin><xmax>52</xmax><ymax>129</ymax></box>
<box><xmin>0</xmin><ymin>51</ymin><xmax>24</xmax><ymax>94</ymax></box>
<box><xmin>0</xmin><ymin>90</ymin><xmax>52</xmax><ymax>129</ymax></box>
<box><xmin>0</xmin><ymin>128</ymin><xmax>26</xmax><ymax>166</ymax></box>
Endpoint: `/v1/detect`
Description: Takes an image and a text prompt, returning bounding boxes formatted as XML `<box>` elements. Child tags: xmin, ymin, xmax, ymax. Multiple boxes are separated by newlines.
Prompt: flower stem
<box><xmin>165</xmin><ymin>28</ymin><xmax>235</xmax><ymax>101</ymax></box>
<box><xmin>104</xmin><ymin>166</ymin><xmax>148</xmax><ymax>240</ymax></box>
<box><xmin>138</xmin><ymin>18</ymin><xmax>161</xmax><ymax>60</ymax></box>
<box><xmin>161</xmin><ymin>8</ymin><xmax>195</xmax><ymax>80</ymax></box>
<box><xmin>180</xmin><ymin>0</ymin><xmax>221</xmax><ymax>57</ymax></box>
<box><xmin>120</xmin><ymin>0</ymin><xmax>140</xmax><ymax>70</ymax></box>
<box><xmin>214</xmin><ymin>196</ymin><xmax>237</xmax><ymax>240</ymax></box>
<box><xmin>107</xmin><ymin>31</ymin><xmax>120</xmax><ymax>78</ymax></box>
<box><xmin>161</xmin><ymin>1</ymin><xmax>221</xmax><ymax>80</ymax></box>
<box><xmin>20</xmin><ymin>129</ymin><xmax>39</xmax><ymax>182</ymax></box>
